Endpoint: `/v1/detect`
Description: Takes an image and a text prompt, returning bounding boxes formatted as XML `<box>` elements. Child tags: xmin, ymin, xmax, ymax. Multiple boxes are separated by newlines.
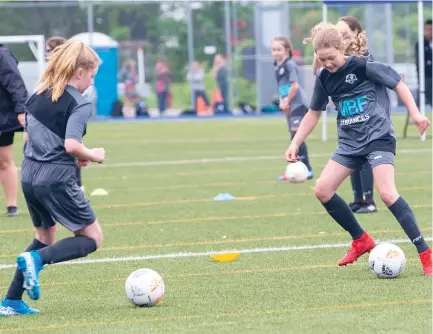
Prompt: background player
<box><xmin>272</xmin><ymin>36</ymin><xmax>314</xmax><ymax>182</ymax></box>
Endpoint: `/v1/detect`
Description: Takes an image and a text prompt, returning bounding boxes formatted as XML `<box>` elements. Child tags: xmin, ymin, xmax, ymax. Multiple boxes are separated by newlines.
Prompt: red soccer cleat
<box><xmin>338</xmin><ymin>232</ymin><xmax>376</xmax><ymax>266</ymax></box>
<box><xmin>419</xmin><ymin>248</ymin><xmax>432</xmax><ymax>276</ymax></box>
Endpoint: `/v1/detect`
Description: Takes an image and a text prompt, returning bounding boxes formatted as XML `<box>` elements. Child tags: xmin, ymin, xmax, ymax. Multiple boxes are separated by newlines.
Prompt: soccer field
<box><xmin>0</xmin><ymin>114</ymin><xmax>431</xmax><ymax>333</ymax></box>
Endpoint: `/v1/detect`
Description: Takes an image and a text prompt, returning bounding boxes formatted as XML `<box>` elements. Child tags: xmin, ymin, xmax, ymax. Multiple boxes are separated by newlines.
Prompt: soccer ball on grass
<box><xmin>368</xmin><ymin>243</ymin><xmax>406</xmax><ymax>278</ymax></box>
<box><xmin>125</xmin><ymin>268</ymin><xmax>165</xmax><ymax>307</ymax></box>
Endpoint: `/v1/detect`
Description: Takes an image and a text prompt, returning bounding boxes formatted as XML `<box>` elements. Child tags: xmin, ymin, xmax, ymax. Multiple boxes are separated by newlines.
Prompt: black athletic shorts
<box><xmin>21</xmin><ymin>158</ymin><xmax>96</xmax><ymax>232</ymax></box>
<box><xmin>0</xmin><ymin>132</ymin><xmax>14</xmax><ymax>147</ymax></box>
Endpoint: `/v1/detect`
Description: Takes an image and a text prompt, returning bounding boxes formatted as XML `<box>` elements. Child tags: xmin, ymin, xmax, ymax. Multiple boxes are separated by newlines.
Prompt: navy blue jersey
<box><xmin>311</xmin><ymin>56</ymin><xmax>401</xmax><ymax>156</ymax></box>
<box><xmin>24</xmin><ymin>85</ymin><xmax>92</xmax><ymax>165</ymax></box>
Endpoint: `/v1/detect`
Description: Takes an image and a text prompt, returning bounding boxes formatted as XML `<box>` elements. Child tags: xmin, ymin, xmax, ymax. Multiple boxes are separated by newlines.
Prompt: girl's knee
<box><xmin>35</xmin><ymin>225</ymin><xmax>57</xmax><ymax>245</ymax></box>
<box><xmin>378</xmin><ymin>189</ymin><xmax>400</xmax><ymax>207</ymax></box>
<box><xmin>314</xmin><ymin>178</ymin><xmax>334</xmax><ymax>203</ymax></box>
<box><xmin>93</xmin><ymin>231</ymin><xmax>103</xmax><ymax>249</ymax></box>
<box><xmin>77</xmin><ymin>220</ymin><xmax>103</xmax><ymax>248</ymax></box>
<box><xmin>0</xmin><ymin>159</ymin><xmax>12</xmax><ymax>171</ymax></box>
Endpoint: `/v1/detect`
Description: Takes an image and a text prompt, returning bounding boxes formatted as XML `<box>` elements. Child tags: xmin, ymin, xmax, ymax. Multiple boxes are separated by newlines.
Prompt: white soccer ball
<box><xmin>368</xmin><ymin>243</ymin><xmax>406</xmax><ymax>279</ymax></box>
<box><xmin>285</xmin><ymin>161</ymin><xmax>309</xmax><ymax>183</ymax></box>
<box><xmin>125</xmin><ymin>268</ymin><xmax>165</xmax><ymax>307</ymax></box>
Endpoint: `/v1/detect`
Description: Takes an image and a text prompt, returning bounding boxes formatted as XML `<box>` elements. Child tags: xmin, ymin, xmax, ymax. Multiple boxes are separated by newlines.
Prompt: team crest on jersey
<box><xmin>279</xmin><ymin>67</ymin><xmax>285</xmax><ymax>75</ymax></box>
<box><xmin>345</xmin><ymin>73</ymin><xmax>358</xmax><ymax>84</ymax></box>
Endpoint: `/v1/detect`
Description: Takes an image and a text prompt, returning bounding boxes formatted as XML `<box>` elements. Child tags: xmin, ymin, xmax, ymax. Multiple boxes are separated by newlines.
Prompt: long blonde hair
<box><xmin>303</xmin><ymin>22</ymin><xmax>368</xmax><ymax>57</ymax></box>
<box><xmin>37</xmin><ymin>40</ymin><xmax>99</xmax><ymax>101</ymax></box>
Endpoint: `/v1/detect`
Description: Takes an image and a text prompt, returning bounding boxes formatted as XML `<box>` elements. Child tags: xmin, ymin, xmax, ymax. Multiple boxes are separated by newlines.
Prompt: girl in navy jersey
<box><xmin>0</xmin><ymin>40</ymin><xmax>105</xmax><ymax>316</ymax></box>
<box><xmin>45</xmin><ymin>36</ymin><xmax>85</xmax><ymax>193</ymax></box>
<box><xmin>272</xmin><ymin>36</ymin><xmax>313</xmax><ymax>181</ymax></box>
<box><xmin>286</xmin><ymin>23</ymin><xmax>432</xmax><ymax>276</ymax></box>
<box><xmin>313</xmin><ymin>17</ymin><xmax>377</xmax><ymax>214</ymax></box>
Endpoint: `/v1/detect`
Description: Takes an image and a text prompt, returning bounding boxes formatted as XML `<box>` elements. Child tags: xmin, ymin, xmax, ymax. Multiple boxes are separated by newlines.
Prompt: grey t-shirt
<box><xmin>24</xmin><ymin>85</ymin><xmax>92</xmax><ymax>165</ymax></box>
<box><xmin>274</xmin><ymin>58</ymin><xmax>308</xmax><ymax>116</ymax></box>
<box><xmin>310</xmin><ymin>57</ymin><xmax>401</xmax><ymax>156</ymax></box>
<box><xmin>187</xmin><ymin>68</ymin><xmax>205</xmax><ymax>91</ymax></box>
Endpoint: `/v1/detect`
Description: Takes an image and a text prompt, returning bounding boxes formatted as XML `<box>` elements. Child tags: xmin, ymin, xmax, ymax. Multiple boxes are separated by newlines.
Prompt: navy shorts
<box><xmin>0</xmin><ymin>132</ymin><xmax>14</xmax><ymax>147</ymax></box>
<box><xmin>286</xmin><ymin>106</ymin><xmax>308</xmax><ymax>132</ymax></box>
<box><xmin>21</xmin><ymin>159</ymin><xmax>96</xmax><ymax>232</ymax></box>
<box><xmin>288</xmin><ymin>115</ymin><xmax>303</xmax><ymax>132</ymax></box>
<box><xmin>331</xmin><ymin>151</ymin><xmax>395</xmax><ymax>170</ymax></box>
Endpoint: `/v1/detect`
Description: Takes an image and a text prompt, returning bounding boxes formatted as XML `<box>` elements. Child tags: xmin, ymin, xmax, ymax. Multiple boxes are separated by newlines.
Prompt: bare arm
<box><xmin>291</xmin><ymin>109</ymin><xmax>322</xmax><ymax>147</ymax></box>
<box><xmin>64</xmin><ymin>103</ymin><xmax>105</xmax><ymax>163</ymax></box>
<box><xmin>394</xmin><ymin>81</ymin><xmax>418</xmax><ymax>118</ymax></box>
<box><xmin>285</xmin><ymin>82</ymin><xmax>299</xmax><ymax>106</ymax></box>
<box><xmin>65</xmin><ymin>139</ymin><xmax>103</xmax><ymax>162</ymax></box>
<box><xmin>280</xmin><ymin>82</ymin><xmax>299</xmax><ymax>116</ymax></box>
<box><xmin>285</xmin><ymin>109</ymin><xmax>322</xmax><ymax>162</ymax></box>
<box><xmin>394</xmin><ymin>80</ymin><xmax>430</xmax><ymax>134</ymax></box>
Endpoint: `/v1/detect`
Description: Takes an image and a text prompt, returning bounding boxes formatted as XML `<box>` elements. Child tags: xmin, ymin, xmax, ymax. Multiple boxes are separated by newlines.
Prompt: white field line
<box><xmin>91</xmin><ymin>147</ymin><xmax>432</xmax><ymax>169</ymax></box>
<box><xmin>97</xmin><ymin>136</ymin><xmax>297</xmax><ymax>145</ymax></box>
<box><xmin>0</xmin><ymin>237</ymin><xmax>430</xmax><ymax>270</ymax></box>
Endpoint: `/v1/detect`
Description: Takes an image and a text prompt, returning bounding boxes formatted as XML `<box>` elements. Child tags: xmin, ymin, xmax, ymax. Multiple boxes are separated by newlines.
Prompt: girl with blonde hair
<box><xmin>286</xmin><ymin>23</ymin><xmax>432</xmax><ymax>275</ymax></box>
<box><xmin>0</xmin><ymin>40</ymin><xmax>105</xmax><ymax>316</ymax></box>
<box><xmin>312</xmin><ymin>17</ymin><xmax>377</xmax><ymax>214</ymax></box>
<box><xmin>45</xmin><ymin>35</ymin><xmax>86</xmax><ymax>193</ymax></box>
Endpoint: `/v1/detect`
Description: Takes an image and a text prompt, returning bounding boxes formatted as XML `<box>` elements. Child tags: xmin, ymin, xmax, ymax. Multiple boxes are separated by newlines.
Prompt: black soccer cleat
<box><xmin>6</xmin><ymin>206</ymin><xmax>18</xmax><ymax>217</ymax></box>
<box><xmin>356</xmin><ymin>201</ymin><xmax>378</xmax><ymax>214</ymax></box>
<box><xmin>348</xmin><ymin>201</ymin><xmax>363</xmax><ymax>213</ymax></box>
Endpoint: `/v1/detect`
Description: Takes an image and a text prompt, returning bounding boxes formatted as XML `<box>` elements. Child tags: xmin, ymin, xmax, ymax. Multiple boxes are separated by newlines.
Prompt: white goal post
<box><xmin>0</xmin><ymin>35</ymin><xmax>45</xmax><ymax>92</ymax></box>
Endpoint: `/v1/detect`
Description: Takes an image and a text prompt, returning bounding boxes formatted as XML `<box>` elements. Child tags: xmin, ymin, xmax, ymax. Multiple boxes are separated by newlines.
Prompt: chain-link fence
<box><xmin>0</xmin><ymin>1</ymin><xmax>431</xmax><ymax>117</ymax></box>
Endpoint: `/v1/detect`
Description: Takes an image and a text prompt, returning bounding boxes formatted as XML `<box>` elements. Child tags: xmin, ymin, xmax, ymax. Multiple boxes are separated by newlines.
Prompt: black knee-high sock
<box><xmin>37</xmin><ymin>236</ymin><xmax>97</xmax><ymax>265</ymax></box>
<box><xmin>388</xmin><ymin>197</ymin><xmax>429</xmax><ymax>253</ymax></box>
<box><xmin>291</xmin><ymin>131</ymin><xmax>312</xmax><ymax>171</ymax></box>
<box><xmin>6</xmin><ymin>239</ymin><xmax>48</xmax><ymax>300</ymax></box>
<box><xmin>350</xmin><ymin>169</ymin><xmax>363</xmax><ymax>202</ymax></box>
<box><xmin>76</xmin><ymin>167</ymin><xmax>82</xmax><ymax>187</ymax></box>
<box><xmin>298</xmin><ymin>142</ymin><xmax>312</xmax><ymax>171</ymax></box>
<box><xmin>360</xmin><ymin>163</ymin><xmax>374</xmax><ymax>201</ymax></box>
<box><xmin>322</xmin><ymin>194</ymin><xmax>365</xmax><ymax>239</ymax></box>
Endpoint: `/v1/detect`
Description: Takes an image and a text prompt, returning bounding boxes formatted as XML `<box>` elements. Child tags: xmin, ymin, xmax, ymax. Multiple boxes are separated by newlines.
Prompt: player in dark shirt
<box><xmin>286</xmin><ymin>23</ymin><xmax>432</xmax><ymax>276</ymax></box>
<box><xmin>312</xmin><ymin>16</ymin><xmax>377</xmax><ymax>214</ymax></box>
<box><xmin>46</xmin><ymin>36</ymin><xmax>85</xmax><ymax>193</ymax></box>
<box><xmin>0</xmin><ymin>40</ymin><xmax>105</xmax><ymax>316</ymax></box>
<box><xmin>272</xmin><ymin>36</ymin><xmax>314</xmax><ymax>182</ymax></box>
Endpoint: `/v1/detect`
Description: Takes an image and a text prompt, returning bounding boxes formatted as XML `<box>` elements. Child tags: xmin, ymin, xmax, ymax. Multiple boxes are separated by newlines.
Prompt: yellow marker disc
<box><xmin>210</xmin><ymin>253</ymin><xmax>240</xmax><ymax>263</ymax></box>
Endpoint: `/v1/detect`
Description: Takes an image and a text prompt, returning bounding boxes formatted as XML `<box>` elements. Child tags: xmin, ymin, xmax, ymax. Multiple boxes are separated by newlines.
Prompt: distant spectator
<box><xmin>155</xmin><ymin>59</ymin><xmax>172</xmax><ymax>113</ymax></box>
<box><xmin>118</xmin><ymin>59</ymin><xmax>139</xmax><ymax>118</ymax></box>
<box><xmin>212</xmin><ymin>54</ymin><xmax>229</xmax><ymax>112</ymax></box>
<box><xmin>186</xmin><ymin>61</ymin><xmax>210</xmax><ymax>113</ymax></box>
<box><xmin>415</xmin><ymin>19</ymin><xmax>432</xmax><ymax>106</ymax></box>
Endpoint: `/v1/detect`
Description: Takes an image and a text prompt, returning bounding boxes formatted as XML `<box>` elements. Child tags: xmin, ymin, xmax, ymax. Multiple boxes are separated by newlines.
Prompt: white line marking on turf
<box><xmin>98</xmin><ymin>136</ymin><xmax>298</xmax><ymax>145</ymax></box>
<box><xmin>92</xmin><ymin>148</ymin><xmax>432</xmax><ymax>169</ymax></box>
<box><xmin>0</xmin><ymin>237</ymin><xmax>430</xmax><ymax>270</ymax></box>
